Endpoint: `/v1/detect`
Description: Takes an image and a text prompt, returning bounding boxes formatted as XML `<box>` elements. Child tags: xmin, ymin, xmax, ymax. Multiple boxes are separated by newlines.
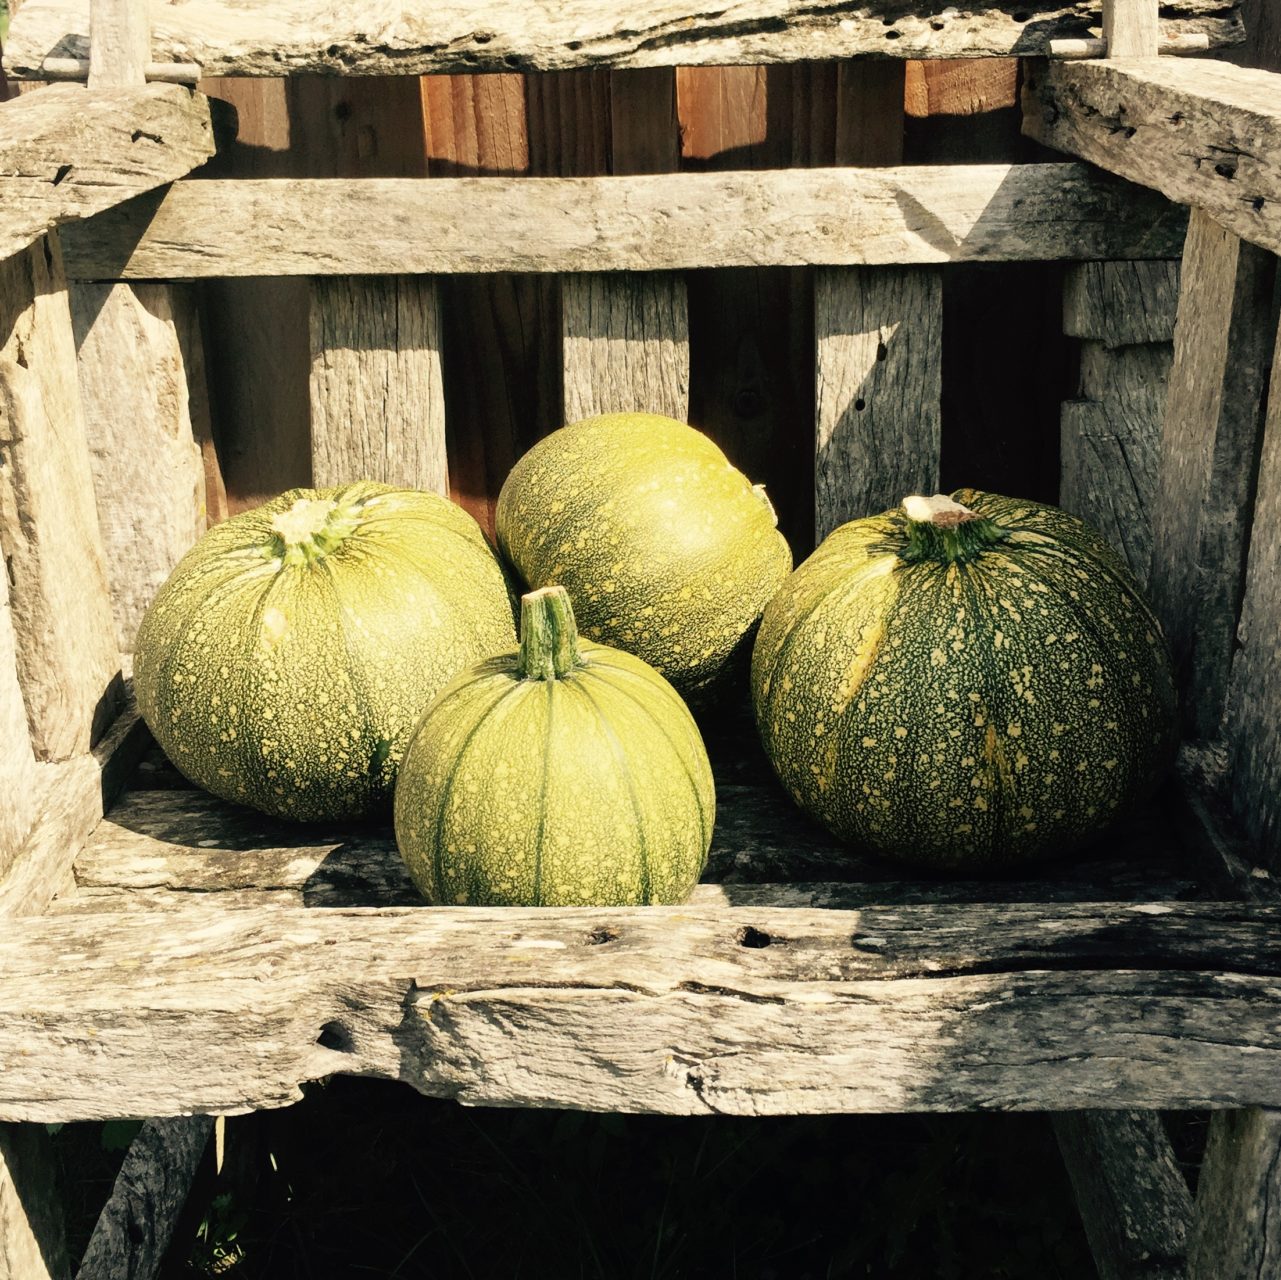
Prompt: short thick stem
<box><xmin>270</xmin><ymin>495</ymin><xmax>361</xmax><ymax>567</ymax></box>
<box><xmin>517</xmin><ymin>586</ymin><xmax>584</xmax><ymax>680</ymax></box>
<box><xmin>900</xmin><ymin>493</ymin><xmax>1007</xmax><ymax>564</ymax></box>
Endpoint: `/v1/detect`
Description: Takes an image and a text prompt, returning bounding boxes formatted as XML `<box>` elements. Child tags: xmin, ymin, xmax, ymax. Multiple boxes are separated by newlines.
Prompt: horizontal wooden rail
<box><xmin>1024</xmin><ymin>58</ymin><xmax>1281</xmax><ymax>258</ymax></box>
<box><xmin>1</xmin><ymin>899</ymin><xmax>1280</xmax><ymax>1120</ymax></box>
<box><xmin>2</xmin><ymin>0</ymin><xmax>1242</xmax><ymax>78</ymax></box>
<box><xmin>59</xmin><ymin>164</ymin><xmax>1187</xmax><ymax>280</ymax></box>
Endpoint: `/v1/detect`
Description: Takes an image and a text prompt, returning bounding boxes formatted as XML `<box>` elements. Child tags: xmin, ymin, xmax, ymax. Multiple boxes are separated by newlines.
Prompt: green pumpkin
<box><xmin>134</xmin><ymin>481</ymin><xmax>516</xmax><ymax>821</ymax></box>
<box><xmin>751</xmin><ymin>490</ymin><xmax>1179</xmax><ymax>868</ymax></box>
<box><xmin>495</xmin><ymin>413</ymin><xmax>792</xmax><ymax>695</ymax></box>
<box><xmin>394</xmin><ymin>586</ymin><xmax>714</xmax><ymax>906</ymax></box>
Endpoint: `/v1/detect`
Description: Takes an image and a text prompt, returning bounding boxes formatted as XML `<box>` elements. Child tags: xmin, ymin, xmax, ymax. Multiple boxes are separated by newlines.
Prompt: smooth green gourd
<box><xmin>394</xmin><ymin>586</ymin><xmax>715</xmax><ymax>906</ymax></box>
<box><xmin>495</xmin><ymin>413</ymin><xmax>792</xmax><ymax>696</ymax></box>
<box><xmin>134</xmin><ymin>481</ymin><xmax>516</xmax><ymax>821</ymax></box>
<box><xmin>751</xmin><ymin>489</ymin><xmax>1179</xmax><ymax>868</ymax></box>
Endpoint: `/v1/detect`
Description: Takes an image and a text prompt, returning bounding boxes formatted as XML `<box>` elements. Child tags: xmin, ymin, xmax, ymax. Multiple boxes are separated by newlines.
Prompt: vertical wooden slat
<box><xmin>87</xmin><ymin>0</ymin><xmax>148</xmax><ymax>86</ymax></box>
<box><xmin>308</xmin><ymin>275</ymin><xmax>447</xmax><ymax>495</ymax></box>
<box><xmin>0</xmin><ymin>237</ymin><xmax>122</xmax><ymax>761</ymax></box>
<box><xmin>814</xmin><ymin>267</ymin><xmax>943</xmax><ymax>539</ymax></box>
<box><xmin>0</xmin><ymin>568</ymin><xmax>40</xmax><ymax>868</ymax></box>
<box><xmin>1188</xmin><ymin>1109</ymin><xmax>1281</xmax><ymax>1279</ymax></box>
<box><xmin>1103</xmin><ymin>0</ymin><xmax>1160</xmax><ymax>58</ymax></box>
<box><xmin>1225</xmin><ymin>309</ymin><xmax>1281</xmax><ymax>869</ymax></box>
<box><xmin>1147</xmin><ymin>210</ymin><xmax>1276</xmax><ymax>739</ymax></box>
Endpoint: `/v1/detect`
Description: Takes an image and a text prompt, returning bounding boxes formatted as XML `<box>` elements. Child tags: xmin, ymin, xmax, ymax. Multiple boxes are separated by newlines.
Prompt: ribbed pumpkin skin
<box><xmin>134</xmin><ymin>481</ymin><xmax>516</xmax><ymax>821</ymax></box>
<box><xmin>751</xmin><ymin>489</ymin><xmax>1179</xmax><ymax>868</ymax></box>
<box><xmin>495</xmin><ymin>413</ymin><xmax>792</xmax><ymax>695</ymax></box>
<box><xmin>394</xmin><ymin>643</ymin><xmax>715</xmax><ymax>907</ymax></box>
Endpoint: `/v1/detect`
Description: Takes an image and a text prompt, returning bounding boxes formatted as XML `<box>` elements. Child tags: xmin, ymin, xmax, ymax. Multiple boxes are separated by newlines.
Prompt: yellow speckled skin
<box><xmin>134</xmin><ymin>481</ymin><xmax>517</xmax><ymax>821</ymax></box>
<box><xmin>495</xmin><ymin>413</ymin><xmax>792</xmax><ymax>694</ymax></box>
<box><xmin>751</xmin><ymin>489</ymin><xmax>1179</xmax><ymax>869</ymax></box>
<box><xmin>394</xmin><ymin>642</ymin><xmax>715</xmax><ymax>907</ymax></box>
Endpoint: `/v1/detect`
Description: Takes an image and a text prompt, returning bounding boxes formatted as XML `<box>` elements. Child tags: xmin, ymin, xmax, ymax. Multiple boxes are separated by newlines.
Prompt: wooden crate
<box><xmin>3</xmin><ymin>0</ymin><xmax>1281</xmax><ymax>1275</ymax></box>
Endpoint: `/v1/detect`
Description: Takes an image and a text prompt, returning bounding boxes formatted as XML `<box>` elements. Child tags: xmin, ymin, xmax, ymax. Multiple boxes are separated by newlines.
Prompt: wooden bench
<box><xmin>2</xmin><ymin>0</ymin><xmax>1279</xmax><ymax>1274</ymax></box>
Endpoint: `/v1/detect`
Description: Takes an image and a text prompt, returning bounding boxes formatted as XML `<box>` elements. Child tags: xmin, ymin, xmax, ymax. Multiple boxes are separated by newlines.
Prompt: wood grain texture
<box><xmin>0</xmin><ymin>237</ymin><xmax>122</xmax><ymax>761</ymax></box>
<box><xmin>1</xmin><ymin>0</ymin><xmax>1244</xmax><ymax>79</ymax></box>
<box><xmin>308</xmin><ymin>275</ymin><xmax>447</xmax><ymax>495</ymax></box>
<box><xmin>70</xmin><ymin>282</ymin><xmax>206</xmax><ymax>653</ymax></box>
<box><xmin>76</xmin><ymin>1116</ymin><xmax>212</xmax><ymax>1280</ymax></box>
<box><xmin>0</xmin><ymin>1125</ymin><xmax>69</xmax><ymax>1280</ymax></box>
<box><xmin>1225</xmin><ymin>312</ymin><xmax>1281</xmax><ymax>873</ymax></box>
<box><xmin>0</xmin><ymin>81</ymin><xmax>219</xmax><ymax>262</ymax></box>
<box><xmin>0</xmin><ymin>570</ymin><xmax>41</xmax><ymax>866</ymax></box>
<box><xmin>1023</xmin><ymin>58</ymin><xmax>1281</xmax><ymax>257</ymax></box>
<box><xmin>1103</xmin><ymin>0</ymin><xmax>1160</xmax><ymax>58</ymax></box>
<box><xmin>1147</xmin><ymin>211</ymin><xmax>1276</xmax><ymax>739</ymax></box>
<box><xmin>561</xmin><ymin>274</ymin><xmax>689</xmax><ymax>422</ymax></box>
<box><xmin>1063</xmin><ymin>262</ymin><xmax>1180</xmax><ymax>348</ymax></box>
<box><xmin>4</xmin><ymin>897</ymin><xmax>1281</xmax><ymax>1122</ymax></box>
<box><xmin>814</xmin><ymin>266</ymin><xmax>942</xmax><ymax>539</ymax></box>
<box><xmin>87</xmin><ymin>0</ymin><xmax>149</xmax><ymax>87</ymax></box>
<box><xmin>1054</xmin><ymin>1111</ymin><xmax>1192</xmax><ymax>1280</ymax></box>
<box><xmin>1188</xmin><ymin>1109</ymin><xmax>1281</xmax><ymax>1279</ymax></box>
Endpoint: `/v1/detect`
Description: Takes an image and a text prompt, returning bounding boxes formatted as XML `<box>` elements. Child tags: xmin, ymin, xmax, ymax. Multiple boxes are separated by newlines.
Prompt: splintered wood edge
<box><xmin>58</xmin><ymin>164</ymin><xmax>1189</xmax><ymax>280</ymax></box>
<box><xmin>1</xmin><ymin>0</ymin><xmax>1244</xmax><ymax>78</ymax></box>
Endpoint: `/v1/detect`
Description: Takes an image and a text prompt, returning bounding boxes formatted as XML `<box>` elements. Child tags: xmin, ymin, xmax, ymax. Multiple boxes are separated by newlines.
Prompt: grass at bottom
<box><xmin>163</xmin><ymin>1077</ymin><xmax>1110</xmax><ymax>1280</ymax></box>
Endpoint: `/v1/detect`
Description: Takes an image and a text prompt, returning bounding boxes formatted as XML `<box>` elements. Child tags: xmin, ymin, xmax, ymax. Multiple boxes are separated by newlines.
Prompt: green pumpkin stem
<box><xmin>900</xmin><ymin>493</ymin><xmax>1008</xmax><ymax>565</ymax></box>
<box><xmin>271</xmin><ymin>496</ymin><xmax>361</xmax><ymax>567</ymax></box>
<box><xmin>517</xmin><ymin>586</ymin><xmax>584</xmax><ymax>680</ymax></box>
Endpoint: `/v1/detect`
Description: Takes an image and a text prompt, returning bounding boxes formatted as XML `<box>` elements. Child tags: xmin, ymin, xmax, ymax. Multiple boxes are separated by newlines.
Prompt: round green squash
<box><xmin>751</xmin><ymin>489</ymin><xmax>1179</xmax><ymax>868</ymax></box>
<box><xmin>394</xmin><ymin>586</ymin><xmax>715</xmax><ymax>906</ymax></box>
<box><xmin>134</xmin><ymin>481</ymin><xmax>517</xmax><ymax>821</ymax></box>
<box><xmin>495</xmin><ymin>413</ymin><xmax>792</xmax><ymax>696</ymax></box>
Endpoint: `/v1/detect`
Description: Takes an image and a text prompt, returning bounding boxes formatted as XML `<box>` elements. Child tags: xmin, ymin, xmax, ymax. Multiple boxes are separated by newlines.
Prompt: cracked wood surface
<box><xmin>1023</xmin><ymin>58</ymin><xmax>1281</xmax><ymax>257</ymax></box>
<box><xmin>2</xmin><ymin>898</ymin><xmax>1281</xmax><ymax>1121</ymax></box>
<box><xmin>56</xmin><ymin>164</ymin><xmax>1188</xmax><ymax>280</ymax></box>
<box><xmin>0</xmin><ymin>82</ymin><xmax>220</xmax><ymax>263</ymax></box>
<box><xmin>1</xmin><ymin>0</ymin><xmax>1242</xmax><ymax>78</ymax></box>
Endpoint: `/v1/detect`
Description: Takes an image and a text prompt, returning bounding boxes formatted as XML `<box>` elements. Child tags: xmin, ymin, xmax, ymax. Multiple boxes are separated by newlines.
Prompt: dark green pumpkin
<box><xmin>394</xmin><ymin>586</ymin><xmax>714</xmax><ymax>906</ymax></box>
<box><xmin>751</xmin><ymin>490</ymin><xmax>1179</xmax><ymax>868</ymax></box>
<box><xmin>495</xmin><ymin>413</ymin><xmax>792</xmax><ymax>695</ymax></box>
<box><xmin>134</xmin><ymin>481</ymin><xmax>516</xmax><ymax>821</ymax></box>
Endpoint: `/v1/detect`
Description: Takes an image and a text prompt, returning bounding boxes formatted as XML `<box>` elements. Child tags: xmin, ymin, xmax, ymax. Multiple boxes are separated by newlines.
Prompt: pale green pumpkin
<box><xmin>134</xmin><ymin>481</ymin><xmax>516</xmax><ymax>821</ymax></box>
<box><xmin>495</xmin><ymin>413</ymin><xmax>792</xmax><ymax>695</ymax></box>
<box><xmin>751</xmin><ymin>490</ymin><xmax>1179</xmax><ymax>868</ymax></box>
<box><xmin>394</xmin><ymin>586</ymin><xmax>715</xmax><ymax>906</ymax></box>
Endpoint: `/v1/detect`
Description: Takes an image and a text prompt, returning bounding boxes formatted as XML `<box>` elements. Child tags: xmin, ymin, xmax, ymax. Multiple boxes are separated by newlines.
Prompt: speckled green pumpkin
<box><xmin>495</xmin><ymin>413</ymin><xmax>792</xmax><ymax>695</ymax></box>
<box><xmin>394</xmin><ymin>586</ymin><xmax>714</xmax><ymax>906</ymax></box>
<box><xmin>751</xmin><ymin>489</ymin><xmax>1179</xmax><ymax>868</ymax></box>
<box><xmin>134</xmin><ymin>481</ymin><xmax>516</xmax><ymax>821</ymax></box>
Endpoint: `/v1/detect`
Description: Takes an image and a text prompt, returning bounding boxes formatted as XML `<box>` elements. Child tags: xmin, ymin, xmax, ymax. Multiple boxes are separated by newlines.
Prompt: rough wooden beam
<box><xmin>2</xmin><ymin>0</ymin><xmax>1243</xmax><ymax>79</ymax></box>
<box><xmin>814</xmin><ymin>265</ymin><xmax>942</xmax><ymax>539</ymax></box>
<box><xmin>58</xmin><ymin>164</ymin><xmax>1188</xmax><ymax>280</ymax></box>
<box><xmin>1103</xmin><ymin>0</ymin><xmax>1160</xmax><ymax>58</ymax></box>
<box><xmin>1053</xmin><ymin>1111</ymin><xmax>1193</xmax><ymax>1280</ymax></box>
<box><xmin>0</xmin><ymin>82</ymin><xmax>221</xmax><ymax>262</ymax></box>
<box><xmin>76</xmin><ymin>1116</ymin><xmax>212</xmax><ymax>1280</ymax></box>
<box><xmin>308</xmin><ymin>275</ymin><xmax>448</xmax><ymax>495</ymax></box>
<box><xmin>1188</xmin><ymin>1109</ymin><xmax>1281</xmax><ymax>1278</ymax></box>
<box><xmin>561</xmin><ymin>273</ymin><xmax>689</xmax><ymax>422</ymax></box>
<box><xmin>1147</xmin><ymin>211</ymin><xmax>1276</xmax><ymax>739</ymax></box>
<box><xmin>2</xmin><ymin>899</ymin><xmax>1281</xmax><ymax>1122</ymax></box>
<box><xmin>1023</xmin><ymin>58</ymin><xmax>1281</xmax><ymax>257</ymax></box>
<box><xmin>1063</xmin><ymin>262</ymin><xmax>1180</xmax><ymax>349</ymax></box>
<box><xmin>0</xmin><ymin>572</ymin><xmax>41</xmax><ymax>868</ymax></box>
<box><xmin>87</xmin><ymin>0</ymin><xmax>148</xmax><ymax>87</ymax></box>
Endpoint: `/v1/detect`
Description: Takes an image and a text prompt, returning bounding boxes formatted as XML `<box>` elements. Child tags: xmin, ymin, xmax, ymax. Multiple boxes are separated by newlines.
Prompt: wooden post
<box><xmin>1103</xmin><ymin>0</ymin><xmax>1161</xmax><ymax>57</ymax></box>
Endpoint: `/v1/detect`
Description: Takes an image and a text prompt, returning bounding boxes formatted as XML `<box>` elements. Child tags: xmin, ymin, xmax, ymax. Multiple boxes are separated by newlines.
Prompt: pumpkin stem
<box><xmin>900</xmin><ymin>493</ymin><xmax>1008</xmax><ymax>564</ymax></box>
<box><xmin>271</xmin><ymin>495</ymin><xmax>361</xmax><ymax>567</ymax></box>
<box><xmin>517</xmin><ymin>586</ymin><xmax>584</xmax><ymax>680</ymax></box>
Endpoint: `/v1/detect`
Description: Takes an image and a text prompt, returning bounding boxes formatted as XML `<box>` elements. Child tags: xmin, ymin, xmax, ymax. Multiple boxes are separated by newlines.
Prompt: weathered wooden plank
<box><xmin>59</xmin><ymin>164</ymin><xmax>1189</xmax><ymax>281</ymax></box>
<box><xmin>1023</xmin><ymin>58</ymin><xmax>1281</xmax><ymax>257</ymax></box>
<box><xmin>1147</xmin><ymin>211</ymin><xmax>1276</xmax><ymax>739</ymax></box>
<box><xmin>1054</xmin><ymin>1111</ymin><xmax>1193</xmax><ymax>1280</ymax></box>
<box><xmin>1187</xmin><ymin>1109</ymin><xmax>1281</xmax><ymax>1279</ymax></box>
<box><xmin>2</xmin><ymin>900</ymin><xmax>1281</xmax><ymax>1122</ymax></box>
<box><xmin>0</xmin><ymin>237</ymin><xmax>123</xmax><ymax>761</ymax></box>
<box><xmin>1225</xmin><ymin>311</ymin><xmax>1281</xmax><ymax>873</ymax></box>
<box><xmin>87</xmin><ymin>0</ymin><xmax>148</xmax><ymax>87</ymax></box>
<box><xmin>561</xmin><ymin>273</ymin><xmax>689</xmax><ymax>422</ymax></box>
<box><xmin>70</xmin><ymin>282</ymin><xmax>206</xmax><ymax>653</ymax></box>
<box><xmin>308</xmin><ymin>275</ymin><xmax>447</xmax><ymax>495</ymax></box>
<box><xmin>1103</xmin><ymin>0</ymin><xmax>1160</xmax><ymax>58</ymax></box>
<box><xmin>76</xmin><ymin>1116</ymin><xmax>212</xmax><ymax>1280</ymax></box>
<box><xmin>1063</xmin><ymin>262</ymin><xmax>1180</xmax><ymax>348</ymax></box>
<box><xmin>0</xmin><ymin>572</ymin><xmax>41</xmax><ymax>868</ymax></box>
<box><xmin>814</xmin><ymin>265</ymin><xmax>942</xmax><ymax>539</ymax></box>
<box><xmin>0</xmin><ymin>82</ymin><xmax>220</xmax><ymax>262</ymax></box>
<box><xmin>2</xmin><ymin>0</ymin><xmax>1243</xmax><ymax>79</ymax></box>
<box><xmin>0</xmin><ymin>1125</ymin><xmax>70</xmax><ymax>1280</ymax></box>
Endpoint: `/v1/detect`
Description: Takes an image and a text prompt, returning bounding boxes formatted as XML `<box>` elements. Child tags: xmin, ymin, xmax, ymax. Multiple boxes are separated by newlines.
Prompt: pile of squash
<box><xmin>135</xmin><ymin>411</ymin><xmax>1178</xmax><ymax>906</ymax></box>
